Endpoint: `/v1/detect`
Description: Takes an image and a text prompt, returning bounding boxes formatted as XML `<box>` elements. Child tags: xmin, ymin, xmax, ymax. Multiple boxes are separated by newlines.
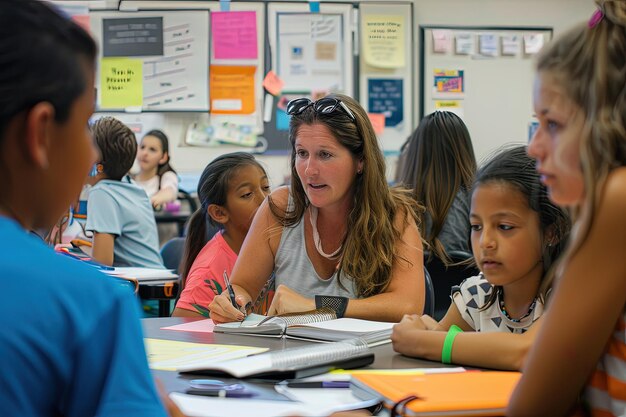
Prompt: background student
<box><xmin>508</xmin><ymin>2</ymin><xmax>626</xmax><ymax>416</ymax></box>
<box><xmin>173</xmin><ymin>152</ymin><xmax>271</xmax><ymax>318</ymax></box>
<box><xmin>0</xmin><ymin>1</ymin><xmax>171</xmax><ymax>415</ymax></box>
<box><xmin>134</xmin><ymin>129</ymin><xmax>179</xmax><ymax>211</ymax></box>
<box><xmin>395</xmin><ymin>110</ymin><xmax>477</xmax><ymax>262</ymax></box>
<box><xmin>87</xmin><ymin>117</ymin><xmax>164</xmax><ymax>269</ymax></box>
<box><xmin>391</xmin><ymin>145</ymin><xmax>570</xmax><ymax>370</ymax></box>
<box><xmin>209</xmin><ymin>94</ymin><xmax>425</xmax><ymax>323</ymax></box>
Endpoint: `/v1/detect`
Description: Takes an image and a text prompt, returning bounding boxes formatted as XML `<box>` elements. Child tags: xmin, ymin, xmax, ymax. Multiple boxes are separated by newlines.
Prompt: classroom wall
<box><xmin>85</xmin><ymin>0</ymin><xmax>594</xmax><ymax>188</ymax></box>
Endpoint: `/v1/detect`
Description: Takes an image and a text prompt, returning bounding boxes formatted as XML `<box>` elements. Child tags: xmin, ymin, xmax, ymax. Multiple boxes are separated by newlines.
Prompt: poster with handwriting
<box><xmin>211</xmin><ymin>11</ymin><xmax>257</xmax><ymax>60</ymax></box>
<box><xmin>100</xmin><ymin>58</ymin><xmax>143</xmax><ymax>109</ymax></box>
<box><xmin>362</xmin><ymin>15</ymin><xmax>405</xmax><ymax>68</ymax></box>
<box><xmin>368</xmin><ymin>79</ymin><xmax>403</xmax><ymax>127</ymax></box>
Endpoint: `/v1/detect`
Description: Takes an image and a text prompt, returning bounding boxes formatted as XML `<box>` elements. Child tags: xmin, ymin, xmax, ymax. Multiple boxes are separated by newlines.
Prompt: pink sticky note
<box><xmin>161</xmin><ymin>319</ymin><xmax>215</xmax><ymax>334</ymax></box>
<box><xmin>211</xmin><ymin>11</ymin><xmax>258</xmax><ymax>60</ymax></box>
<box><xmin>263</xmin><ymin>70</ymin><xmax>285</xmax><ymax>96</ymax></box>
<box><xmin>368</xmin><ymin>113</ymin><xmax>386</xmax><ymax>135</ymax></box>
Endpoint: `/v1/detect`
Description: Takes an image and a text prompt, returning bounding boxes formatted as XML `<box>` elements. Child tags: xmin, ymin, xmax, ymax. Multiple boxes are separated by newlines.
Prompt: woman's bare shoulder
<box><xmin>268</xmin><ymin>186</ymin><xmax>290</xmax><ymax>211</ymax></box>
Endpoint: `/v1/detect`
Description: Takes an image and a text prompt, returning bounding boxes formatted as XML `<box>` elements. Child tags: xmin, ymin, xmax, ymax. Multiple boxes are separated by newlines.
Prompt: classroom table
<box><xmin>142</xmin><ymin>317</ymin><xmax>453</xmax><ymax>397</ymax></box>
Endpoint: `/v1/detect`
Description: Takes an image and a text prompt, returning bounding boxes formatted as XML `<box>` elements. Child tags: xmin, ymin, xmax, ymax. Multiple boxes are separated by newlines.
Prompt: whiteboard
<box><xmin>421</xmin><ymin>26</ymin><xmax>552</xmax><ymax>161</ymax></box>
<box><xmin>90</xmin><ymin>10</ymin><xmax>210</xmax><ymax>112</ymax></box>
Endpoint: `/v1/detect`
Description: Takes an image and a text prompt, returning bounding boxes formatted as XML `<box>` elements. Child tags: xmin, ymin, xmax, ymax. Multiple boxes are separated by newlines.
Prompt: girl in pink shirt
<box><xmin>173</xmin><ymin>153</ymin><xmax>271</xmax><ymax>317</ymax></box>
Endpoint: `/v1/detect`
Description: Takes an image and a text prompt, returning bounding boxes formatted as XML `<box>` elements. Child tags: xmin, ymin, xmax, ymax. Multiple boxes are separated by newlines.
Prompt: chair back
<box><xmin>177</xmin><ymin>188</ymin><xmax>198</xmax><ymax>213</ymax></box>
<box><xmin>160</xmin><ymin>236</ymin><xmax>186</xmax><ymax>274</ymax></box>
<box><xmin>424</xmin><ymin>250</ymin><xmax>479</xmax><ymax>320</ymax></box>
<box><xmin>423</xmin><ymin>266</ymin><xmax>435</xmax><ymax>317</ymax></box>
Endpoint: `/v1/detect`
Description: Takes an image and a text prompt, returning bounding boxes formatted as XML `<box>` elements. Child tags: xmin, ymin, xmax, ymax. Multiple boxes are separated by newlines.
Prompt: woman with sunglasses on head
<box><xmin>209</xmin><ymin>94</ymin><xmax>425</xmax><ymax>323</ymax></box>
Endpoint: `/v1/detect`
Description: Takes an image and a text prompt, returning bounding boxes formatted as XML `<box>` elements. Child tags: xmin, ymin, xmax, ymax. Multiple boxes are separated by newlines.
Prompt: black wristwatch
<box><xmin>315</xmin><ymin>295</ymin><xmax>349</xmax><ymax>318</ymax></box>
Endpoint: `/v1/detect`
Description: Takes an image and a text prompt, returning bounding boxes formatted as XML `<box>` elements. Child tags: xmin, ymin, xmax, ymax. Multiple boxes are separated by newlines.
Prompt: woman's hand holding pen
<box><xmin>208</xmin><ymin>287</ymin><xmax>251</xmax><ymax>324</ymax></box>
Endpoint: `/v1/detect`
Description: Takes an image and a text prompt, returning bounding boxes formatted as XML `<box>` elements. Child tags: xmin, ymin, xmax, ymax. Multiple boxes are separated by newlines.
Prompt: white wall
<box><xmin>89</xmin><ymin>0</ymin><xmax>595</xmax><ymax>188</ymax></box>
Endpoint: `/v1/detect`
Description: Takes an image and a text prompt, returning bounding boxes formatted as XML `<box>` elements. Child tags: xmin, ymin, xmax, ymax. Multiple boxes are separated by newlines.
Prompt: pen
<box><xmin>222</xmin><ymin>270</ymin><xmax>244</xmax><ymax>316</ymax></box>
<box><xmin>284</xmin><ymin>381</ymin><xmax>351</xmax><ymax>389</ymax></box>
<box><xmin>186</xmin><ymin>389</ymin><xmax>256</xmax><ymax>398</ymax></box>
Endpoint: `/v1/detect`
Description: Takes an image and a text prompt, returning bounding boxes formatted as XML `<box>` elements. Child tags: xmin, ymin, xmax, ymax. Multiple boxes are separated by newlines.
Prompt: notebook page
<box><xmin>288</xmin><ymin>318</ymin><xmax>394</xmax><ymax>333</ymax></box>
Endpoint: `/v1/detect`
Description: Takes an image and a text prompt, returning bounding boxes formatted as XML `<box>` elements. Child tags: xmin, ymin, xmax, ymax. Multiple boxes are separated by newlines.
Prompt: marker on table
<box><xmin>186</xmin><ymin>389</ymin><xmax>256</xmax><ymax>398</ymax></box>
<box><xmin>223</xmin><ymin>270</ymin><xmax>245</xmax><ymax>318</ymax></box>
<box><xmin>283</xmin><ymin>381</ymin><xmax>350</xmax><ymax>389</ymax></box>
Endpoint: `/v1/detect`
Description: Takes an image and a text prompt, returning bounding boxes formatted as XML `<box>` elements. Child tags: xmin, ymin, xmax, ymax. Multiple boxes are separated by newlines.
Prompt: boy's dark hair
<box><xmin>143</xmin><ymin>129</ymin><xmax>177</xmax><ymax>177</ymax></box>
<box><xmin>0</xmin><ymin>0</ymin><xmax>96</xmax><ymax>141</ymax></box>
<box><xmin>180</xmin><ymin>152</ymin><xmax>266</xmax><ymax>286</ymax></box>
<box><xmin>91</xmin><ymin>117</ymin><xmax>137</xmax><ymax>181</ymax></box>
<box><xmin>474</xmin><ymin>145</ymin><xmax>571</xmax><ymax>309</ymax></box>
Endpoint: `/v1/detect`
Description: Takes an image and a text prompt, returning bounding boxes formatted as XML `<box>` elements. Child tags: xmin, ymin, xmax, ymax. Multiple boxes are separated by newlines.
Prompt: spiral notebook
<box><xmin>176</xmin><ymin>338</ymin><xmax>374</xmax><ymax>379</ymax></box>
<box><xmin>214</xmin><ymin>308</ymin><xmax>394</xmax><ymax>345</ymax></box>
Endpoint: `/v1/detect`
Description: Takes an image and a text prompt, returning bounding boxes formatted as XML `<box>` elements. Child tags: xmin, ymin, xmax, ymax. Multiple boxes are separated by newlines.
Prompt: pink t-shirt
<box><xmin>175</xmin><ymin>231</ymin><xmax>237</xmax><ymax>314</ymax></box>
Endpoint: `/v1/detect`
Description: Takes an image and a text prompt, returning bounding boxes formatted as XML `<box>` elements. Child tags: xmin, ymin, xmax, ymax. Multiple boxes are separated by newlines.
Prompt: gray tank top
<box><xmin>274</xmin><ymin>204</ymin><xmax>358</xmax><ymax>299</ymax></box>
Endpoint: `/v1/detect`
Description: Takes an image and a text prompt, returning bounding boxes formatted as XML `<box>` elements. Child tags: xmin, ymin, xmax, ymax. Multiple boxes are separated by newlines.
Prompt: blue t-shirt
<box><xmin>0</xmin><ymin>216</ymin><xmax>167</xmax><ymax>417</ymax></box>
<box><xmin>86</xmin><ymin>179</ymin><xmax>163</xmax><ymax>268</ymax></box>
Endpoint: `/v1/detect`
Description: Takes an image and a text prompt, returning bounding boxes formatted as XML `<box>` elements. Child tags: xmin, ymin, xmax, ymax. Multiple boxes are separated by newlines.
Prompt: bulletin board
<box><xmin>96</xmin><ymin>2</ymin><xmax>268</xmax><ymax>151</ymax></box>
<box><xmin>420</xmin><ymin>26</ymin><xmax>552</xmax><ymax>161</ymax></box>
<box><xmin>90</xmin><ymin>10</ymin><xmax>211</xmax><ymax>112</ymax></box>
<box><xmin>359</xmin><ymin>2</ymin><xmax>414</xmax><ymax>153</ymax></box>
<box><xmin>264</xmin><ymin>2</ymin><xmax>356</xmax><ymax>154</ymax></box>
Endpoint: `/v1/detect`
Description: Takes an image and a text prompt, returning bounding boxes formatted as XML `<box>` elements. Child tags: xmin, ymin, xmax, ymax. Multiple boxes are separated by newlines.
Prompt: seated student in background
<box><xmin>86</xmin><ymin>117</ymin><xmax>164</xmax><ymax>269</ymax></box>
<box><xmin>508</xmin><ymin>2</ymin><xmax>626</xmax><ymax>416</ymax></box>
<box><xmin>391</xmin><ymin>146</ymin><xmax>570</xmax><ymax>370</ymax></box>
<box><xmin>209</xmin><ymin>94</ymin><xmax>425</xmax><ymax>323</ymax></box>
<box><xmin>395</xmin><ymin>110</ymin><xmax>476</xmax><ymax>262</ymax></box>
<box><xmin>173</xmin><ymin>152</ymin><xmax>271</xmax><ymax>317</ymax></box>
<box><xmin>133</xmin><ymin>129</ymin><xmax>179</xmax><ymax>210</ymax></box>
<box><xmin>0</xmin><ymin>1</ymin><xmax>172</xmax><ymax>415</ymax></box>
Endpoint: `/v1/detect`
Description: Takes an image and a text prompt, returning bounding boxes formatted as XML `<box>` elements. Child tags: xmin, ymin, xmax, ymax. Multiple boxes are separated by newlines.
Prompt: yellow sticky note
<box><xmin>100</xmin><ymin>58</ymin><xmax>143</xmax><ymax>109</ymax></box>
<box><xmin>362</xmin><ymin>15</ymin><xmax>405</xmax><ymax>69</ymax></box>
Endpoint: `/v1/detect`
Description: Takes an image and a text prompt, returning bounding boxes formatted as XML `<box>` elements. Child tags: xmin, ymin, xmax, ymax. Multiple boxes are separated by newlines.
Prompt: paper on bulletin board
<box><xmin>100</xmin><ymin>58</ymin><xmax>143</xmax><ymax>109</ymax></box>
<box><xmin>501</xmin><ymin>34</ymin><xmax>521</xmax><ymax>56</ymax></box>
<box><xmin>434</xmin><ymin>100</ymin><xmax>464</xmax><ymax>119</ymax></box>
<box><xmin>362</xmin><ymin>15</ymin><xmax>405</xmax><ymax>68</ymax></box>
<box><xmin>368</xmin><ymin>79</ymin><xmax>403</xmax><ymax>127</ymax></box>
<box><xmin>432</xmin><ymin>29</ymin><xmax>452</xmax><ymax>53</ymax></box>
<box><xmin>263</xmin><ymin>70</ymin><xmax>285</xmax><ymax>96</ymax></box>
<box><xmin>209</xmin><ymin>65</ymin><xmax>256</xmax><ymax>114</ymax></box>
<box><xmin>367</xmin><ymin>113</ymin><xmax>386</xmax><ymax>135</ymax></box>
<box><xmin>433</xmin><ymin>69</ymin><xmax>464</xmax><ymax>97</ymax></box>
<box><xmin>455</xmin><ymin>32</ymin><xmax>474</xmax><ymax>55</ymax></box>
<box><xmin>479</xmin><ymin>33</ymin><xmax>499</xmax><ymax>57</ymax></box>
<box><xmin>211</xmin><ymin>11</ymin><xmax>257</xmax><ymax>60</ymax></box>
<box><xmin>524</xmin><ymin>33</ymin><xmax>544</xmax><ymax>54</ymax></box>
<box><xmin>277</xmin><ymin>13</ymin><xmax>344</xmax><ymax>92</ymax></box>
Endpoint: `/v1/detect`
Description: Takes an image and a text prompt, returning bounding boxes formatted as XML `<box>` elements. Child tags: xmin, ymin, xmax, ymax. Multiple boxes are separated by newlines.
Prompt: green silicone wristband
<box><xmin>441</xmin><ymin>325</ymin><xmax>463</xmax><ymax>364</ymax></box>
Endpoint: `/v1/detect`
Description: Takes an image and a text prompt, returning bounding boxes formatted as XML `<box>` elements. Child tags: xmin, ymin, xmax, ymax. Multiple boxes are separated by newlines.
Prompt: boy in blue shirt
<box><xmin>87</xmin><ymin>116</ymin><xmax>164</xmax><ymax>269</ymax></box>
<box><xmin>0</xmin><ymin>1</ymin><xmax>175</xmax><ymax>416</ymax></box>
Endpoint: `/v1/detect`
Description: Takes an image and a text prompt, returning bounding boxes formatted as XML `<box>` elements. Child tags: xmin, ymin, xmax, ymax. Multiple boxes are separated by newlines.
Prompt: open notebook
<box><xmin>214</xmin><ymin>308</ymin><xmax>394</xmax><ymax>345</ymax></box>
<box><xmin>176</xmin><ymin>338</ymin><xmax>374</xmax><ymax>379</ymax></box>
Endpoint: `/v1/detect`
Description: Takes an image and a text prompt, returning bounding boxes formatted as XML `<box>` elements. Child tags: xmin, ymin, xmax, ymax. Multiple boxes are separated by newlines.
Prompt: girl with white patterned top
<box><xmin>391</xmin><ymin>146</ymin><xmax>570</xmax><ymax>371</ymax></box>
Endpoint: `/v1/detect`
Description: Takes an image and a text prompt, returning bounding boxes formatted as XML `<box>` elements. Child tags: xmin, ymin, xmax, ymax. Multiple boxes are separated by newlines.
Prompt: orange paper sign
<box><xmin>210</xmin><ymin>65</ymin><xmax>256</xmax><ymax>115</ymax></box>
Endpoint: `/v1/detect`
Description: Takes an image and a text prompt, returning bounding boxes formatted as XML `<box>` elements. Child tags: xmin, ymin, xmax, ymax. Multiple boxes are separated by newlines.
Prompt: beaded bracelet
<box><xmin>441</xmin><ymin>325</ymin><xmax>463</xmax><ymax>364</ymax></box>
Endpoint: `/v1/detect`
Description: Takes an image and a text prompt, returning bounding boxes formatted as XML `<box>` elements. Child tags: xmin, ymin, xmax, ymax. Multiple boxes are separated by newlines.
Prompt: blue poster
<box><xmin>368</xmin><ymin>79</ymin><xmax>403</xmax><ymax>127</ymax></box>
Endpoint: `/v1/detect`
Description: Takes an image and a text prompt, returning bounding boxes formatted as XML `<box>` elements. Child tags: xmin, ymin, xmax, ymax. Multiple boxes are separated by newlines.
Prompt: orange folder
<box><xmin>351</xmin><ymin>371</ymin><xmax>521</xmax><ymax>416</ymax></box>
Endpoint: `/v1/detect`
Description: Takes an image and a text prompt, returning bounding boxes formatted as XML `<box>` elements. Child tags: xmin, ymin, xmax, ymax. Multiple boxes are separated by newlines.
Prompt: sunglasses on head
<box><xmin>286</xmin><ymin>97</ymin><xmax>356</xmax><ymax>122</ymax></box>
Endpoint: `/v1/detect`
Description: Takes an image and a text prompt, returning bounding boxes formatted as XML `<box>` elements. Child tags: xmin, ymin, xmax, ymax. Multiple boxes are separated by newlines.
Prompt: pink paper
<box><xmin>161</xmin><ymin>319</ymin><xmax>215</xmax><ymax>333</ymax></box>
<box><xmin>263</xmin><ymin>70</ymin><xmax>284</xmax><ymax>96</ymax></box>
<box><xmin>211</xmin><ymin>11</ymin><xmax>257</xmax><ymax>60</ymax></box>
<box><xmin>367</xmin><ymin>113</ymin><xmax>386</xmax><ymax>135</ymax></box>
